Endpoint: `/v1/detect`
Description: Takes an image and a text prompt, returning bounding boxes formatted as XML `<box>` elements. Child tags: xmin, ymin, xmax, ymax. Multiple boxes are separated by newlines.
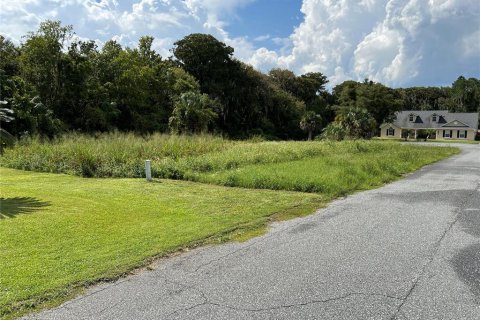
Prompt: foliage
<box><xmin>395</xmin><ymin>76</ymin><xmax>480</xmax><ymax>117</ymax></box>
<box><xmin>332</xmin><ymin>80</ymin><xmax>402</xmax><ymax>129</ymax></box>
<box><xmin>321</xmin><ymin>122</ymin><xmax>347</xmax><ymax>141</ymax></box>
<box><xmin>173</xmin><ymin>35</ymin><xmax>306</xmax><ymax>138</ymax></box>
<box><xmin>0</xmin><ymin>21</ymin><xmax>479</xmax><ymax>140</ymax></box>
<box><xmin>300</xmin><ymin>111</ymin><xmax>322</xmax><ymax>140</ymax></box>
<box><xmin>0</xmin><ymin>101</ymin><xmax>15</xmax><ymax>147</ymax></box>
<box><xmin>269</xmin><ymin>69</ymin><xmax>333</xmax><ymax>125</ymax></box>
<box><xmin>332</xmin><ymin>107</ymin><xmax>377</xmax><ymax>139</ymax></box>
<box><xmin>169</xmin><ymin>92</ymin><xmax>218</xmax><ymax>134</ymax></box>
<box><xmin>0</xmin><ymin>73</ymin><xmax>61</xmax><ymax>137</ymax></box>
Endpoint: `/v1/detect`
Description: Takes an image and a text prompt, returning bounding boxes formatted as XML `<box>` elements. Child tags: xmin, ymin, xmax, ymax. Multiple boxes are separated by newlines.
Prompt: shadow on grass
<box><xmin>0</xmin><ymin>197</ymin><xmax>51</xmax><ymax>218</ymax></box>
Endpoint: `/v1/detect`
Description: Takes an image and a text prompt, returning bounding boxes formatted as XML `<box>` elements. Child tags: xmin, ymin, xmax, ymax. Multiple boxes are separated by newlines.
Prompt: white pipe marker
<box><xmin>145</xmin><ymin>160</ymin><xmax>152</xmax><ymax>181</ymax></box>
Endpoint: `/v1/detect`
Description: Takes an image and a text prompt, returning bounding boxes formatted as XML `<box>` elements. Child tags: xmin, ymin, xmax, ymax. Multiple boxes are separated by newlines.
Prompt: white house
<box><xmin>380</xmin><ymin>110</ymin><xmax>479</xmax><ymax>140</ymax></box>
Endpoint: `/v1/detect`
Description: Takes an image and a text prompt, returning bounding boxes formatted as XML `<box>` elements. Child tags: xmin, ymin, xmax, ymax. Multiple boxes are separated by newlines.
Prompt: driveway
<box><xmin>26</xmin><ymin>144</ymin><xmax>480</xmax><ymax>320</ymax></box>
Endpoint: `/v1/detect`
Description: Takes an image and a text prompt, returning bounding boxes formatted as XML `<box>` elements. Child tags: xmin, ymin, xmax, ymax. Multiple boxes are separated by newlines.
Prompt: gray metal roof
<box><xmin>383</xmin><ymin>110</ymin><xmax>479</xmax><ymax>129</ymax></box>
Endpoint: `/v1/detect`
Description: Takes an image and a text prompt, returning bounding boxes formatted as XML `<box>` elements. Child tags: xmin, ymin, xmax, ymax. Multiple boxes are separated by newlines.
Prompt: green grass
<box><xmin>192</xmin><ymin>143</ymin><xmax>458</xmax><ymax>195</ymax></box>
<box><xmin>0</xmin><ymin>133</ymin><xmax>236</xmax><ymax>178</ymax></box>
<box><xmin>374</xmin><ymin>137</ymin><xmax>480</xmax><ymax>144</ymax></box>
<box><xmin>0</xmin><ymin>135</ymin><xmax>460</xmax><ymax>319</ymax></box>
<box><xmin>0</xmin><ymin>168</ymin><xmax>323</xmax><ymax>319</ymax></box>
<box><xmin>422</xmin><ymin>139</ymin><xmax>479</xmax><ymax>144</ymax></box>
<box><xmin>0</xmin><ymin>135</ymin><xmax>462</xmax><ymax>183</ymax></box>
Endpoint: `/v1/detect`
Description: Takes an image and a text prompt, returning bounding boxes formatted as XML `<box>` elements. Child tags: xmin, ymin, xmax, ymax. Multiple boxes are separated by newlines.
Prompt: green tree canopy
<box><xmin>169</xmin><ymin>92</ymin><xmax>218</xmax><ymax>134</ymax></box>
<box><xmin>300</xmin><ymin>111</ymin><xmax>322</xmax><ymax>140</ymax></box>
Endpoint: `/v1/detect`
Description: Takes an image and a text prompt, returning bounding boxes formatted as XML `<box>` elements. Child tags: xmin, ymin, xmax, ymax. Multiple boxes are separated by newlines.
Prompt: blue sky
<box><xmin>1</xmin><ymin>0</ymin><xmax>479</xmax><ymax>88</ymax></box>
<box><xmin>225</xmin><ymin>0</ymin><xmax>302</xmax><ymax>49</ymax></box>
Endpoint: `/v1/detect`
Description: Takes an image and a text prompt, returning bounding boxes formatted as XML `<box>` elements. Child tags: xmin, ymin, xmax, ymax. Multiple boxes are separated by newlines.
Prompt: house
<box><xmin>380</xmin><ymin>110</ymin><xmax>479</xmax><ymax>141</ymax></box>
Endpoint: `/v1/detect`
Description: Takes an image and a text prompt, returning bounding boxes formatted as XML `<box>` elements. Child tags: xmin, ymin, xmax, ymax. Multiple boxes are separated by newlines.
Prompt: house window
<box><xmin>387</xmin><ymin>127</ymin><xmax>395</xmax><ymax>136</ymax></box>
<box><xmin>432</xmin><ymin>114</ymin><xmax>437</xmax><ymax>122</ymax></box>
<box><xmin>409</xmin><ymin>114</ymin><xmax>414</xmax><ymax>121</ymax></box>
<box><xmin>459</xmin><ymin>131</ymin><xmax>467</xmax><ymax>139</ymax></box>
<box><xmin>444</xmin><ymin>130</ymin><xmax>452</xmax><ymax>138</ymax></box>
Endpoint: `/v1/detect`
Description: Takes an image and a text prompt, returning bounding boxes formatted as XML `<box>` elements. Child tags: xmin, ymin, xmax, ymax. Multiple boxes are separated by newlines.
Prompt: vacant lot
<box><xmin>191</xmin><ymin>143</ymin><xmax>457</xmax><ymax>195</ymax></box>
<box><xmin>0</xmin><ymin>134</ymin><xmax>459</xmax><ymax>186</ymax></box>
<box><xmin>0</xmin><ymin>135</ymin><xmax>459</xmax><ymax>318</ymax></box>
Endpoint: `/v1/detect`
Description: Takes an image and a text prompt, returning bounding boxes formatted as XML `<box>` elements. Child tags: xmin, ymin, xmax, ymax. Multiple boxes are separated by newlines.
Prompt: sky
<box><xmin>1</xmin><ymin>0</ymin><xmax>479</xmax><ymax>88</ymax></box>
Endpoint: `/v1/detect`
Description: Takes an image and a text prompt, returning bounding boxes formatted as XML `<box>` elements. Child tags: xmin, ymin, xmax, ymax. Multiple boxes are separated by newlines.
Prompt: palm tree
<box><xmin>300</xmin><ymin>111</ymin><xmax>322</xmax><ymax>140</ymax></box>
<box><xmin>334</xmin><ymin>107</ymin><xmax>376</xmax><ymax>139</ymax></box>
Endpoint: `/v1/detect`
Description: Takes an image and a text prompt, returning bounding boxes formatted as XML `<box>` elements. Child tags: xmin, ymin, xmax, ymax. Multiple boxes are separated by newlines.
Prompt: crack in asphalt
<box><xmin>389</xmin><ymin>183</ymin><xmax>479</xmax><ymax>320</ymax></box>
<box><xmin>210</xmin><ymin>292</ymin><xmax>403</xmax><ymax>313</ymax></box>
<box><xmin>164</xmin><ymin>277</ymin><xmax>402</xmax><ymax>319</ymax></box>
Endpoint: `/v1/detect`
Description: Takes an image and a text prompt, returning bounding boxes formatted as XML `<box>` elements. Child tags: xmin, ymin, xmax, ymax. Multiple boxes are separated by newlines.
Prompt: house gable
<box><xmin>437</xmin><ymin>116</ymin><xmax>447</xmax><ymax>124</ymax></box>
<box><xmin>441</xmin><ymin>120</ymin><xmax>470</xmax><ymax>128</ymax></box>
<box><xmin>414</xmin><ymin>116</ymin><xmax>423</xmax><ymax>123</ymax></box>
<box><xmin>379</xmin><ymin>123</ymin><xmax>400</xmax><ymax>129</ymax></box>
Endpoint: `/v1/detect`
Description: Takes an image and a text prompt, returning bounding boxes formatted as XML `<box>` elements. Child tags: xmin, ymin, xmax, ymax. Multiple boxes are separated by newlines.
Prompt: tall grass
<box><xmin>0</xmin><ymin>133</ymin><xmax>359</xmax><ymax>178</ymax></box>
<box><xmin>0</xmin><ymin>132</ymin><xmax>233</xmax><ymax>177</ymax></box>
<box><xmin>0</xmin><ymin>133</ymin><xmax>458</xmax><ymax>194</ymax></box>
<box><xmin>193</xmin><ymin>143</ymin><xmax>457</xmax><ymax>196</ymax></box>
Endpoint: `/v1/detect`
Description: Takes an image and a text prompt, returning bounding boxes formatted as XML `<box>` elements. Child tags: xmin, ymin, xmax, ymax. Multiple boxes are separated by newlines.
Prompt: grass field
<box><xmin>0</xmin><ymin>135</ymin><xmax>460</xmax><ymax>319</ymax></box>
<box><xmin>189</xmin><ymin>142</ymin><xmax>458</xmax><ymax>194</ymax></box>
<box><xmin>0</xmin><ymin>134</ymin><xmax>461</xmax><ymax>184</ymax></box>
<box><xmin>0</xmin><ymin>168</ymin><xmax>323</xmax><ymax>319</ymax></box>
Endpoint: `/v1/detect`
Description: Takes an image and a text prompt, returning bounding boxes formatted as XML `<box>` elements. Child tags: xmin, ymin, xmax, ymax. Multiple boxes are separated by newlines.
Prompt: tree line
<box><xmin>1</xmin><ymin>21</ymin><xmax>479</xmax><ymax>142</ymax></box>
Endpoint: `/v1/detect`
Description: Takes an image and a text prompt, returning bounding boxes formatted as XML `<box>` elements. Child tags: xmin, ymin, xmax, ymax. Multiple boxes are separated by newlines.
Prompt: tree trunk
<box><xmin>308</xmin><ymin>130</ymin><xmax>313</xmax><ymax>141</ymax></box>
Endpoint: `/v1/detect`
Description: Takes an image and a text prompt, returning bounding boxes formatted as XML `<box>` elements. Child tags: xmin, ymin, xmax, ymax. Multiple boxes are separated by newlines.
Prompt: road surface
<box><xmin>26</xmin><ymin>143</ymin><xmax>480</xmax><ymax>320</ymax></box>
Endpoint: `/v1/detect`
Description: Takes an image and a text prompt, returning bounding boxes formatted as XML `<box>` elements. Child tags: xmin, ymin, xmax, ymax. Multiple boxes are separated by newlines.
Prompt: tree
<box><xmin>172</xmin><ymin>33</ymin><xmax>234</xmax><ymax>97</ymax></box>
<box><xmin>268</xmin><ymin>69</ymin><xmax>297</xmax><ymax>94</ymax></box>
<box><xmin>332</xmin><ymin>80</ymin><xmax>402</xmax><ymax>131</ymax></box>
<box><xmin>333</xmin><ymin>107</ymin><xmax>376</xmax><ymax>139</ymax></box>
<box><xmin>300</xmin><ymin>111</ymin><xmax>322</xmax><ymax>140</ymax></box>
<box><xmin>20</xmin><ymin>21</ymin><xmax>73</xmax><ymax>114</ymax></box>
<box><xmin>169</xmin><ymin>92</ymin><xmax>217</xmax><ymax>134</ymax></box>
<box><xmin>321</xmin><ymin>122</ymin><xmax>346</xmax><ymax>141</ymax></box>
<box><xmin>0</xmin><ymin>100</ymin><xmax>15</xmax><ymax>147</ymax></box>
<box><xmin>0</xmin><ymin>36</ymin><xmax>20</xmax><ymax>77</ymax></box>
<box><xmin>450</xmin><ymin>76</ymin><xmax>480</xmax><ymax>113</ymax></box>
<box><xmin>356</xmin><ymin>80</ymin><xmax>402</xmax><ymax>126</ymax></box>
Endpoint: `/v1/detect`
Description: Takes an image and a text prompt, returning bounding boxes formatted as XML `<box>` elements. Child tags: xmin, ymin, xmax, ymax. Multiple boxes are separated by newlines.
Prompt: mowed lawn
<box><xmin>0</xmin><ymin>168</ymin><xmax>322</xmax><ymax>318</ymax></box>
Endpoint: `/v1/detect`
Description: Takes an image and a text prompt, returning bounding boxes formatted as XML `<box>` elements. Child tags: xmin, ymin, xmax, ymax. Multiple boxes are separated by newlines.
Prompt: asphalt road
<box><xmin>26</xmin><ymin>143</ymin><xmax>480</xmax><ymax>320</ymax></box>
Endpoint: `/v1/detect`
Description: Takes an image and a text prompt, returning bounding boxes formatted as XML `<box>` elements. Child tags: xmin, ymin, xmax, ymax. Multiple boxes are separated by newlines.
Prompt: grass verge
<box><xmin>0</xmin><ymin>168</ymin><xmax>323</xmax><ymax>319</ymax></box>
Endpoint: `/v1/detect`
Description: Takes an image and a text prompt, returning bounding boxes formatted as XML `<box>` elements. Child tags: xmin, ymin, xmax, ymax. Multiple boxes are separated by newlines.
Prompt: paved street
<box><xmin>26</xmin><ymin>144</ymin><xmax>480</xmax><ymax>320</ymax></box>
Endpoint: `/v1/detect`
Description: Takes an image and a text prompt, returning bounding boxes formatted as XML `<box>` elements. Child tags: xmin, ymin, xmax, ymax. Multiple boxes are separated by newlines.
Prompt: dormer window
<box><xmin>409</xmin><ymin>114</ymin><xmax>414</xmax><ymax>122</ymax></box>
<box><xmin>432</xmin><ymin>114</ymin><xmax>437</xmax><ymax>122</ymax></box>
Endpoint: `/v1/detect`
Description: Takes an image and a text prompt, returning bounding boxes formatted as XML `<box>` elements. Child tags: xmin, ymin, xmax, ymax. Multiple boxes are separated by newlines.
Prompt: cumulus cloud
<box><xmin>0</xmin><ymin>0</ymin><xmax>251</xmax><ymax>54</ymax></box>
<box><xmin>247</xmin><ymin>0</ymin><xmax>480</xmax><ymax>86</ymax></box>
<box><xmin>1</xmin><ymin>0</ymin><xmax>478</xmax><ymax>87</ymax></box>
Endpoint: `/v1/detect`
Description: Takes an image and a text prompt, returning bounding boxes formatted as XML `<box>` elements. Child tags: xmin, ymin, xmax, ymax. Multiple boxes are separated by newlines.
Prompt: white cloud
<box><xmin>462</xmin><ymin>30</ymin><xmax>480</xmax><ymax>57</ymax></box>
<box><xmin>246</xmin><ymin>0</ymin><xmax>480</xmax><ymax>87</ymax></box>
<box><xmin>0</xmin><ymin>0</ymin><xmax>478</xmax><ymax>87</ymax></box>
<box><xmin>253</xmin><ymin>34</ymin><xmax>270</xmax><ymax>42</ymax></box>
